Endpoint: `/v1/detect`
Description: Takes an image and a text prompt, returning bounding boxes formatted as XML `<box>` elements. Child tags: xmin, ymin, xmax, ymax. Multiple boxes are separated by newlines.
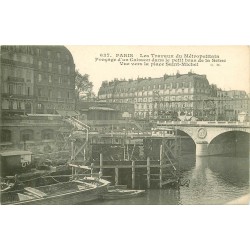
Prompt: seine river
<box><xmin>87</xmin><ymin>154</ymin><xmax>249</xmax><ymax>205</ymax></box>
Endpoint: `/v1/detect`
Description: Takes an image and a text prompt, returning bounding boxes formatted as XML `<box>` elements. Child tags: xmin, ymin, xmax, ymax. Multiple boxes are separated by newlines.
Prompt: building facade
<box><xmin>34</xmin><ymin>46</ymin><xmax>75</xmax><ymax>114</ymax></box>
<box><xmin>1</xmin><ymin>45</ymin><xmax>76</xmax><ymax>116</ymax></box>
<box><xmin>98</xmin><ymin>72</ymin><xmax>215</xmax><ymax>120</ymax></box>
<box><xmin>0</xmin><ymin>46</ymin><xmax>76</xmax><ymax>157</ymax></box>
<box><xmin>216</xmin><ymin>89</ymin><xmax>249</xmax><ymax>121</ymax></box>
<box><xmin>1</xmin><ymin>46</ymin><xmax>35</xmax><ymax>116</ymax></box>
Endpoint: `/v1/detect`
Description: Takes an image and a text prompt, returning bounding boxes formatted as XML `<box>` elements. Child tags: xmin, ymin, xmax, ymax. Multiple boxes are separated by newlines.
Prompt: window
<box><xmin>57</xmin><ymin>52</ymin><xmax>61</xmax><ymax>59</ymax></box>
<box><xmin>67</xmin><ymin>66</ymin><xmax>70</xmax><ymax>74</ymax></box>
<box><xmin>47</xmin><ymin>50</ymin><xmax>51</xmax><ymax>58</ymax></box>
<box><xmin>58</xmin><ymin>91</ymin><xmax>61</xmax><ymax>98</ymax></box>
<box><xmin>25</xmin><ymin>103</ymin><xmax>32</xmax><ymax>113</ymax></box>
<box><xmin>27</xmin><ymin>87</ymin><xmax>30</xmax><ymax>96</ymax></box>
<box><xmin>1</xmin><ymin>129</ymin><xmax>11</xmax><ymax>142</ymax></box>
<box><xmin>49</xmin><ymin>75</ymin><xmax>52</xmax><ymax>83</ymax></box>
<box><xmin>17</xmin><ymin>68</ymin><xmax>22</xmax><ymax>78</ymax></box>
<box><xmin>37</xmin><ymin>103</ymin><xmax>42</xmax><ymax>109</ymax></box>
<box><xmin>8</xmin><ymin>84</ymin><xmax>14</xmax><ymax>94</ymax></box>
<box><xmin>48</xmin><ymin>63</ymin><xmax>52</xmax><ymax>72</ymax></box>
<box><xmin>58</xmin><ymin>65</ymin><xmax>61</xmax><ymax>73</ymax></box>
<box><xmin>9</xmin><ymin>101</ymin><xmax>13</xmax><ymax>109</ymax></box>
<box><xmin>67</xmin><ymin>79</ymin><xmax>70</xmax><ymax>85</ymax></box>
<box><xmin>48</xmin><ymin>89</ymin><xmax>52</xmax><ymax>98</ymax></box>
<box><xmin>38</xmin><ymin>74</ymin><xmax>42</xmax><ymax>82</ymax></box>
<box><xmin>26</xmin><ymin>56</ymin><xmax>32</xmax><ymax>64</ymax></box>
<box><xmin>38</xmin><ymin>88</ymin><xmax>42</xmax><ymax>97</ymax></box>
<box><xmin>38</xmin><ymin>61</ymin><xmax>42</xmax><ymax>69</ymax></box>
<box><xmin>17</xmin><ymin>85</ymin><xmax>22</xmax><ymax>95</ymax></box>
<box><xmin>17</xmin><ymin>101</ymin><xmax>21</xmax><ymax>109</ymax></box>
<box><xmin>58</xmin><ymin>77</ymin><xmax>62</xmax><ymax>84</ymax></box>
<box><xmin>20</xmin><ymin>129</ymin><xmax>34</xmax><ymax>141</ymax></box>
<box><xmin>37</xmin><ymin>48</ymin><xmax>41</xmax><ymax>55</ymax></box>
<box><xmin>42</xmin><ymin>129</ymin><xmax>54</xmax><ymax>140</ymax></box>
<box><xmin>67</xmin><ymin>92</ymin><xmax>70</xmax><ymax>99</ymax></box>
<box><xmin>26</xmin><ymin>69</ymin><xmax>31</xmax><ymax>79</ymax></box>
<box><xmin>66</xmin><ymin>54</ymin><xmax>69</xmax><ymax>60</ymax></box>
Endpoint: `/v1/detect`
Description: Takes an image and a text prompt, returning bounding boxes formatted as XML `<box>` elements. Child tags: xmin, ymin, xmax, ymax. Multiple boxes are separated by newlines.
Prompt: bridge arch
<box><xmin>175</xmin><ymin>127</ymin><xmax>196</xmax><ymax>142</ymax></box>
<box><xmin>176</xmin><ymin>128</ymin><xmax>196</xmax><ymax>154</ymax></box>
<box><xmin>208</xmin><ymin>130</ymin><xmax>250</xmax><ymax>157</ymax></box>
<box><xmin>206</xmin><ymin>128</ymin><xmax>250</xmax><ymax>144</ymax></box>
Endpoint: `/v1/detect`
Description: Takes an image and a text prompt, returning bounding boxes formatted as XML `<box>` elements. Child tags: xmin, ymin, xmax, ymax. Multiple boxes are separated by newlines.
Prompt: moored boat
<box><xmin>100</xmin><ymin>189</ymin><xmax>145</xmax><ymax>200</ymax></box>
<box><xmin>1</xmin><ymin>177</ymin><xmax>110</xmax><ymax>205</ymax></box>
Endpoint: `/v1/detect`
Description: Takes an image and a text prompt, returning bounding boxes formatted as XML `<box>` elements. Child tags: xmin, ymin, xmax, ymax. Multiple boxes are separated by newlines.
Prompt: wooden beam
<box><xmin>132</xmin><ymin>161</ymin><xmax>135</xmax><ymax>189</ymax></box>
<box><xmin>147</xmin><ymin>156</ymin><xmax>150</xmax><ymax>189</ymax></box>
<box><xmin>100</xmin><ymin>153</ymin><xmax>103</xmax><ymax>177</ymax></box>
<box><xmin>24</xmin><ymin>187</ymin><xmax>47</xmax><ymax>198</ymax></box>
<box><xmin>115</xmin><ymin>168</ymin><xmax>119</xmax><ymax>185</ymax></box>
<box><xmin>74</xmin><ymin>140</ymin><xmax>88</xmax><ymax>158</ymax></box>
<box><xmin>159</xmin><ymin>145</ymin><xmax>163</xmax><ymax>188</ymax></box>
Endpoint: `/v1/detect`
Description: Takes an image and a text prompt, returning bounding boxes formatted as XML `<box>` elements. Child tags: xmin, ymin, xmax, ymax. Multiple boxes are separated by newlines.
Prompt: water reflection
<box><xmin>180</xmin><ymin>155</ymin><xmax>249</xmax><ymax>205</ymax></box>
<box><xmin>207</xmin><ymin>156</ymin><xmax>249</xmax><ymax>187</ymax></box>
<box><xmin>86</xmin><ymin>154</ymin><xmax>249</xmax><ymax>205</ymax></box>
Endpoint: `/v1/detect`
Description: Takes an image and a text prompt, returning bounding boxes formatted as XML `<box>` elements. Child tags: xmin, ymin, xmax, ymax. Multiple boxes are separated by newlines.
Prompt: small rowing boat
<box><xmin>1</xmin><ymin>177</ymin><xmax>110</xmax><ymax>205</ymax></box>
<box><xmin>100</xmin><ymin>189</ymin><xmax>145</xmax><ymax>200</ymax></box>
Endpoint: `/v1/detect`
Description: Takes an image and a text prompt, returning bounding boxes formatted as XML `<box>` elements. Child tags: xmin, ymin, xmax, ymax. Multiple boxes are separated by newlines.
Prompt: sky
<box><xmin>66</xmin><ymin>46</ymin><xmax>250</xmax><ymax>95</ymax></box>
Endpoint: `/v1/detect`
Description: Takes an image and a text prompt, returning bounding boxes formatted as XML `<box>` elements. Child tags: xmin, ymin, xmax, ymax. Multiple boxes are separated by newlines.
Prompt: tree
<box><xmin>75</xmin><ymin>70</ymin><xmax>94</xmax><ymax>101</ymax></box>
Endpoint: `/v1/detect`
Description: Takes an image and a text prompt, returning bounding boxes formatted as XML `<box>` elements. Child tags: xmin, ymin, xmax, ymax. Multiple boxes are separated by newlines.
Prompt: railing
<box><xmin>156</xmin><ymin>120</ymin><xmax>250</xmax><ymax>127</ymax></box>
<box><xmin>2</xmin><ymin>93</ymin><xmax>35</xmax><ymax>99</ymax></box>
<box><xmin>7</xmin><ymin>76</ymin><xmax>25</xmax><ymax>83</ymax></box>
<box><xmin>1</xmin><ymin>58</ymin><xmax>33</xmax><ymax>68</ymax></box>
<box><xmin>65</xmin><ymin>117</ymin><xmax>90</xmax><ymax>141</ymax></box>
<box><xmin>86</xmin><ymin>120</ymin><xmax>130</xmax><ymax>125</ymax></box>
<box><xmin>37</xmin><ymin>96</ymin><xmax>49</xmax><ymax>101</ymax></box>
<box><xmin>65</xmin><ymin>117</ymin><xmax>90</xmax><ymax>130</ymax></box>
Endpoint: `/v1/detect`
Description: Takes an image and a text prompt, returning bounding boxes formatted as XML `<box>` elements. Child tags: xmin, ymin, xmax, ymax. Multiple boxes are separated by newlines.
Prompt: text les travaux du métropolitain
<box><xmin>95</xmin><ymin>53</ymin><xmax>226</xmax><ymax>67</ymax></box>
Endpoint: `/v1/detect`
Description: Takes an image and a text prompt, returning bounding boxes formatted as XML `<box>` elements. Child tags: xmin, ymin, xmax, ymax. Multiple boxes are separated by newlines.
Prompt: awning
<box><xmin>0</xmin><ymin>151</ymin><xmax>32</xmax><ymax>157</ymax></box>
<box><xmin>56</xmin><ymin>110</ymin><xmax>79</xmax><ymax>116</ymax></box>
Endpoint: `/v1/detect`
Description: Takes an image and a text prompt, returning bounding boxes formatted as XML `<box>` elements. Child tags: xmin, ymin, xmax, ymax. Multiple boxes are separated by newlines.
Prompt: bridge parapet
<box><xmin>157</xmin><ymin>120</ymin><xmax>250</xmax><ymax>127</ymax></box>
<box><xmin>156</xmin><ymin>120</ymin><xmax>250</xmax><ymax>156</ymax></box>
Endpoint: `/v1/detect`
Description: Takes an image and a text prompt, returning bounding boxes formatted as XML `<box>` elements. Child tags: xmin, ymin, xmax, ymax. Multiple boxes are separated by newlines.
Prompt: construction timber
<box><xmin>56</xmin><ymin>117</ymin><xmax>182</xmax><ymax>189</ymax></box>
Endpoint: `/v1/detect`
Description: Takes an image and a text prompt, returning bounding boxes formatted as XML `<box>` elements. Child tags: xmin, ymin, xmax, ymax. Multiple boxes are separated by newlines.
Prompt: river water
<box><xmin>87</xmin><ymin>154</ymin><xmax>249</xmax><ymax>205</ymax></box>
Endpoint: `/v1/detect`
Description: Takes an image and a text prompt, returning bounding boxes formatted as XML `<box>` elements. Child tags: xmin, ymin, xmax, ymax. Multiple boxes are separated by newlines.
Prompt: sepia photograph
<box><xmin>1</xmin><ymin>1</ymin><xmax>250</xmax><ymax>250</ymax></box>
<box><xmin>0</xmin><ymin>45</ymin><xmax>249</xmax><ymax>205</ymax></box>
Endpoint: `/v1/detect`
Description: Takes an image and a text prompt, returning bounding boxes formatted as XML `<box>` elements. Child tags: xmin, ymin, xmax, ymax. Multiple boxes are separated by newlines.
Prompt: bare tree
<box><xmin>75</xmin><ymin>70</ymin><xmax>94</xmax><ymax>101</ymax></box>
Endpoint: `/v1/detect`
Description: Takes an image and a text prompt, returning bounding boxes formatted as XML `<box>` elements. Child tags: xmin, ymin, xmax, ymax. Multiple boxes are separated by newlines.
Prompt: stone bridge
<box><xmin>157</xmin><ymin>121</ymin><xmax>250</xmax><ymax>156</ymax></box>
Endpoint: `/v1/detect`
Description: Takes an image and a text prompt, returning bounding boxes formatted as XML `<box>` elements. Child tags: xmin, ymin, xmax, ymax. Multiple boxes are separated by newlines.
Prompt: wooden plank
<box><xmin>162</xmin><ymin>179</ymin><xmax>178</xmax><ymax>185</ymax></box>
<box><xmin>143</xmin><ymin>174</ymin><xmax>175</xmax><ymax>176</ymax></box>
<box><xmin>69</xmin><ymin>164</ymin><xmax>91</xmax><ymax>170</ymax></box>
<box><xmin>18</xmin><ymin>193</ymin><xmax>34</xmax><ymax>201</ymax></box>
<box><xmin>115</xmin><ymin>168</ymin><xmax>119</xmax><ymax>185</ymax></box>
<box><xmin>132</xmin><ymin>161</ymin><xmax>135</xmax><ymax>189</ymax></box>
<box><xmin>24</xmin><ymin>187</ymin><xmax>47</xmax><ymax>198</ymax></box>
<box><xmin>147</xmin><ymin>157</ymin><xmax>150</xmax><ymax>189</ymax></box>
<box><xmin>109</xmin><ymin>185</ymin><xmax>127</xmax><ymax>190</ymax></box>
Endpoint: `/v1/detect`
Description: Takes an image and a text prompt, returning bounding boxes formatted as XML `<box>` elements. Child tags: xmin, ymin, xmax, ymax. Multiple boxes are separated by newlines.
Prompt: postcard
<box><xmin>0</xmin><ymin>45</ymin><xmax>249</xmax><ymax>205</ymax></box>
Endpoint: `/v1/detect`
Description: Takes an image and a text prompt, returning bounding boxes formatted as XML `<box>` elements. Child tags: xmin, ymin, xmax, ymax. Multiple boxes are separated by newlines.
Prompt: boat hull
<box><xmin>100</xmin><ymin>190</ymin><xmax>145</xmax><ymax>200</ymax></box>
<box><xmin>1</xmin><ymin>178</ymin><xmax>110</xmax><ymax>205</ymax></box>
